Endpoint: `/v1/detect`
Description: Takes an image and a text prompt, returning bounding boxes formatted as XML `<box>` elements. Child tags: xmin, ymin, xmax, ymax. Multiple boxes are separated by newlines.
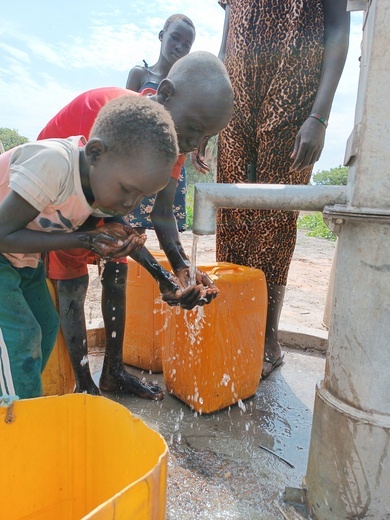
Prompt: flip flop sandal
<box><xmin>262</xmin><ymin>352</ymin><xmax>285</xmax><ymax>379</ymax></box>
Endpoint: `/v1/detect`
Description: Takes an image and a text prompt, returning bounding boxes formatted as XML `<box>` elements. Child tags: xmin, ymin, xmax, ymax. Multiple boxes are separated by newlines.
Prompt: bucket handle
<box><xmin>207</xmin><ymin>263</ymin><xmax>247</xmax><ymax>276</ymax></box>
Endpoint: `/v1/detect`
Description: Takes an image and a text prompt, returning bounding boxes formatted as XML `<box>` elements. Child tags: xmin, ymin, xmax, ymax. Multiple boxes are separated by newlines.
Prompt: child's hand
<box><xmin>190</xmin><ymin>136</ymin><xmax>211</xmax><ymax>174</ymax></box>
<box><xmin>161</xmin><ymin>283</ymin><xmax>205</xmax><ymax>310</ymax></box>
<box><xmin>190</xmin><ymin>151</ymin><xmax>210</xmax><ymax>175</ymax></box>
<box><xmin>291</xmin><ymin>117</ymin><xmax>326</xmax><ymax>171</ymax></box>
<box><xmin>108</xmin><ymin>230</ymin><xmax>147</xmax><ymax>258</ymax></box>
<box><xmin>174</xmin><ymin>267</ymin><xmax>220</xmax><ymax>306</ymax></box>
<box><xmin>79</xmin><ymin>223</ymin><xmax>146</xmax><ymax>259</ymax></box>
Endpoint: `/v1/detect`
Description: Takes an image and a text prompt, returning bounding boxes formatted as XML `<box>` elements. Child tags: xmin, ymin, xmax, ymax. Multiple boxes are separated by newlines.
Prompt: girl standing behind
<box><xmin>126</xmin><ymin>14</ymin><xmax>195</xmax><ymax>93</ymax></box>
<box><xmin>125</xmin><ymin>14</ymin><xmax>196</xmax><ymax>232</ymax></box>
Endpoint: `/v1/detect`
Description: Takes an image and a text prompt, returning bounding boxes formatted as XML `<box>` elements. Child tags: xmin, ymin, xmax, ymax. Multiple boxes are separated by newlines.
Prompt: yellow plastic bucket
<box><xmin>0</xmin><ymin>394</ymin><xmax>168</xmax><ymax>519</ymax></box>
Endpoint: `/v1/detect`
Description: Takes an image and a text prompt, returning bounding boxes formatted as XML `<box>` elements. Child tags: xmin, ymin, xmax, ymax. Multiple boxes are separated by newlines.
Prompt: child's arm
<box><xmin>0</xmin><ymin>191</ymin><xmax>144</xmax><ymax>257</ymax></box>
<box><xmin>119</xmin><ymin>179</ymin><xmax>218</xmax><ymax>309</ymax></box>
<box><xmin>151</xmin><ymin>178</ymin><xmax>219</xmax><ymax>306</ymax></box>
<box><xmin>126</xmin><ymin>66</ymin><xmax>147</xmax><ymax>91</ymax></box>
<box><xmin>0</xmin><ymin>191</ymin><xmax>86</xmax><ymax>252</ymax></box>
<box><xmin>128</xmin><ymin>245</ymin><xmax>204</xmax><ymax>310</ymax></box>
<box><xmin>291</xmin><ymin>0</ymin><xmax>350</xmax><ymax>170</ymax></box>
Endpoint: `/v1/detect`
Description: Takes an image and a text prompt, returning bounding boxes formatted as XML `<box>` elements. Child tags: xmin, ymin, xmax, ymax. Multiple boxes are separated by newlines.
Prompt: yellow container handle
<box><xmin>207</xmin><ymin>263</ymin><xmax>247</xmax><ymax>277</ymax></box>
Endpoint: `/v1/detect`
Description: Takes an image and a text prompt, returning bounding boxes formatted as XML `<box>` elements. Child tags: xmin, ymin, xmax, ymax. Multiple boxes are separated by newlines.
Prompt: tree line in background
<box><xmin>0</xmin><ymin>127</ymin><xmax>348</xmax><ymax>239</ymax></box>
<box><xmin>0</xmin><ymin>127</ymin><xmax>29</xmax><ymax>152</ymax></box>
<box><xmin>297</xmin><ymin>166</ymin><xmax>348</xmax><ymax>240</ymax></box>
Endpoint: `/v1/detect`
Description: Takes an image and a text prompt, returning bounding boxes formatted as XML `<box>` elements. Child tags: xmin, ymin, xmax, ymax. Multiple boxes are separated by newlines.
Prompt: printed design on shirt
<box><xmin>124</xmin><ymin>168</ymin><xmax>187</xmax><ymax>231</ymax></box>
<box><xmin>38</xmin><ymin>210</ymin><xmax>78</xmax><ymax>231</ymax></box>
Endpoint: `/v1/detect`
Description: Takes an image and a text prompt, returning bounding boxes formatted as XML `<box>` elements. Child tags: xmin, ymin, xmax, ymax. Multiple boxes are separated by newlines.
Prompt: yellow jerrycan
<box><xmin>162</xmin><ymin>262</ymin><xmax>267</xmax><ymax>414</ymax></box>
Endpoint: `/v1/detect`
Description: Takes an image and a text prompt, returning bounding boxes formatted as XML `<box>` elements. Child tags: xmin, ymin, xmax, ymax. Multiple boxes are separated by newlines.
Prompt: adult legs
<box><xmin>216</xmin><ymin>207</ymin><xmax>294</xmax><ymax>378</ymax></box>
<box><xmin>217</xmin><ymin>117</ymin><xmax>312</xmax><ymax>379</ymax></box>
<box><xmin>262</xmin><ymin>283</ymin><xmax>286</xmax><ymax>377</ymax></box>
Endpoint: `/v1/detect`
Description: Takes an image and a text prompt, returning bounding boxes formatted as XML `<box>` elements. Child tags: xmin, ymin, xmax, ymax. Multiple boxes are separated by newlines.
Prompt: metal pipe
<box><xmin>193</xmin><ymin>183</ymin><xmax>347</xmax><ymax>235</ymax></box>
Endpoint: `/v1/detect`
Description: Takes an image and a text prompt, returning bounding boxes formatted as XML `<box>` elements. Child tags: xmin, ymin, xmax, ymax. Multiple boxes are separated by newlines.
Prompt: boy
<box><xmin>0</xmin><ymin>95</ymin><xmax>179</xmax><ymax>399</ymax></box>
<box><xmin>38</xmin><ymin>51</ymin><xmax>234</xmax><ymax>400</ymax></box>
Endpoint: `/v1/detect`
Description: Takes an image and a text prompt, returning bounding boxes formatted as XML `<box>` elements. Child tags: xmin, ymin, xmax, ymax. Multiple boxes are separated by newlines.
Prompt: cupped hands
<box><xmin>161</xmin><ymin>266</ymin><xmax>219</xmax><ymax>310</ymax></box>
<box><xmin>80</xmin><ymin>222</ymin><xmax>146</xmax><ymax>259</ymax></box>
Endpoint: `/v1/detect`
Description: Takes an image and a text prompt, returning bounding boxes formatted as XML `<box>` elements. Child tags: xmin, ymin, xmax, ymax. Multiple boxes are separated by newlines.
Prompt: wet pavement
<box><xmin>93</xmin><ymin>347</ymin><xmax>326</xmax><ymax>519</ymax></box>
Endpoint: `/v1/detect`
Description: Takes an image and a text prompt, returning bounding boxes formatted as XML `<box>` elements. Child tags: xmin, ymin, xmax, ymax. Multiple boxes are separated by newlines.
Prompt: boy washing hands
<box><xmin>0</xmin><ymin>95</ymin><xmax>178</xmax><ymax>399</ymax></box>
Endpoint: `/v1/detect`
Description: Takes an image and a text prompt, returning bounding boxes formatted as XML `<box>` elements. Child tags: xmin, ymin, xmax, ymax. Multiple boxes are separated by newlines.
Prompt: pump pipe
<box><xmin>192</xmin><ymin>183</ymin><xmax>347</xmax><ymax>236</ymax></box>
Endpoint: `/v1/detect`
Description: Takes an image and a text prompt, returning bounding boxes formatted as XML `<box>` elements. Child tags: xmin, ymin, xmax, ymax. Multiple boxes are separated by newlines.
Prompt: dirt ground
<box><xmin>85</xmin><ymin>226</ymin><xmax>336</xmax><ymax>333</ymax></box>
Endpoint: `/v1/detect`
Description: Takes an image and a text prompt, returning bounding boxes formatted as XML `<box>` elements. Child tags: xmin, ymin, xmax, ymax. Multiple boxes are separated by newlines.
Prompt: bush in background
<box><xmin>298</xmin><ymin>165</ymin><xmax>348</xmax><ymax>240</ymax></box>
<box><xmin>297</xmin><ymin>212</ymin><xmax>337</xmax><ymax>240</ymax></box>
<box><xmin>0</xmin><ymin>127</ymin><xmax>29</xmax><ymax>152</ymax></box>
<box><xmin>312</xmin><ymin>165</ymin><xmax>348</xmax><ymax>186</ymax></box>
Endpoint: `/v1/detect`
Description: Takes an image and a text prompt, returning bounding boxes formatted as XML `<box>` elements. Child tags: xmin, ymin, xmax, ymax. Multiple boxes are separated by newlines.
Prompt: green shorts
<box><xmin>0</xmin><ymin>255</ymin><xmax>60</xmax><ymax>399</ymax></box>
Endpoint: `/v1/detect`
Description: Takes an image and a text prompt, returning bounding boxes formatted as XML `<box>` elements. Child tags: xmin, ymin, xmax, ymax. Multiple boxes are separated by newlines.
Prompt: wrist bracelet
<box><xmin>308</xmin><ymin>113</ymin><xmax>328</xmax><ymax>128</ymax></box>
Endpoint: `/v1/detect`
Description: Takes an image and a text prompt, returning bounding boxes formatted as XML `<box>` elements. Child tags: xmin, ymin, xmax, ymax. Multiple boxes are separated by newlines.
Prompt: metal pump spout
<box><xmin>192</xmin><ymin>183</ymin><xmax>348</xmax><ymax>236</ymax></box>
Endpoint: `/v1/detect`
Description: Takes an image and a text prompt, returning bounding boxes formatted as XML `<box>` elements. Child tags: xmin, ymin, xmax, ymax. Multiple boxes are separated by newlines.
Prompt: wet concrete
<box><xmin>93</xmin><ymin>347</ymin><xmax>325</xmax><ymax>519</ymax></box>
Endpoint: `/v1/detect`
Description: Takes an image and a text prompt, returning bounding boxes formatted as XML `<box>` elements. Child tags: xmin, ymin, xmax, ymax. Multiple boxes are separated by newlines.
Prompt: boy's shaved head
<box><xmin>167</xmin><ymin>51</ymin><xmax>233</xmax><ymax>105</ymax></box>
<box><xmin>157</xmin><ymin>51</ymin><xmax>234</xmax><ymax>153</ymax></box>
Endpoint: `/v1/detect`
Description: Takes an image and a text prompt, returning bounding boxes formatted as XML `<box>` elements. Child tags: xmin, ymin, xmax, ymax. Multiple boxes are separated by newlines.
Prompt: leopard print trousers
<box><xmin>217</xmin><ymin>0</ymin><xmax>324</xmax><ymax>286</ymax></box>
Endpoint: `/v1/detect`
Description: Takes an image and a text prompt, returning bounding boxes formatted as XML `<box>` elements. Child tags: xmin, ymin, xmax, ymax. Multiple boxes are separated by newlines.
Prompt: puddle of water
<box><xmin>97</xmin><ymin>350</ymin><xmax>323</xmax><ymax>519</ymax></box>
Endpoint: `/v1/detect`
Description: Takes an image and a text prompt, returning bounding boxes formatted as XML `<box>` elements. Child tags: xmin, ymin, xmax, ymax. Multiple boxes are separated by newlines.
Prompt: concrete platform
<box><xmin>92</xmin><ymin>347</ymin><xmax>326</xmax><ymax>519</ymax></box>
<box><xmin>85</xmin><ymin>228</ymin><xmax>333</xmax><ymax>517</ymax></box>
<box><xmin>280</xmin><ymin>322</ymin><xmax>328</xmax><ymax>353</ymax></box>
<box><xmin>87</xmin><ymin>319</ymin><xmax>329</xmax><ymax>355</ymax></box>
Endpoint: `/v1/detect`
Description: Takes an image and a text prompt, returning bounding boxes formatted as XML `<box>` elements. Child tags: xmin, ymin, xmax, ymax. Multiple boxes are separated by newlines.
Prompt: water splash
<box><xmin>189</xmin><ymin>234</ymin><xmax>200</xmax><ymax>285</ymax></box>
<box><xmin>237</xmin><ymin>399</ymin><xmax>247</xmax><ymax>412</ymax></box>
<box><xmin>221</xmin><ymin>374</ymin><xmax>231</xmax><ymax>387</ymax></box>
<box><xmin>183</xmin><ymin>306</ymin><xmax>205</xmax><ymax>346</ymax></box>
<box><xmin>80</xmin><ymin>355</ymin><xmax>88</xmax><ymax>367</ymax></box>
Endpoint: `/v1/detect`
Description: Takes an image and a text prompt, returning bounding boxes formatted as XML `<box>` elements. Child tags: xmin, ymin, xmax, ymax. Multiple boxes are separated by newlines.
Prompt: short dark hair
<box><xmin>163</xmin><ymin>14</ymin><xmax>195</xmax><ymax>35</ymax></box>
<box><xmin>90</xmin><ymin>95</ymin><xmax>178</xmax><ymax>164</ymax></box>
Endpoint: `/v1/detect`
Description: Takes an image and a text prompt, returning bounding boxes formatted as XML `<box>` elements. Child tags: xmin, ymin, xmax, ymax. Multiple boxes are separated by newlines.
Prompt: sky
<box><xmin>1</xmin><ymin>1</ymin><xmax>363</xmax><ymax>173</ymax></box>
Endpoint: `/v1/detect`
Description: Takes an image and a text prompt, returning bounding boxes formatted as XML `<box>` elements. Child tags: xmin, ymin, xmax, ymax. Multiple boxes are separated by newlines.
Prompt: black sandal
<box><xmin>262</xmin><ymin>352</ymin><xmax>285</xmax><ymax>379</ymax></box>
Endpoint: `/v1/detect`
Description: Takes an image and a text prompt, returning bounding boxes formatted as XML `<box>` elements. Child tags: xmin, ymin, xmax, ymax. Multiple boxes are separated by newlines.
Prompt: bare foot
<box><xmin>99</xmin><ymin>367</ymin><xmax>164</xmax><ymax>400</ymax></box>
